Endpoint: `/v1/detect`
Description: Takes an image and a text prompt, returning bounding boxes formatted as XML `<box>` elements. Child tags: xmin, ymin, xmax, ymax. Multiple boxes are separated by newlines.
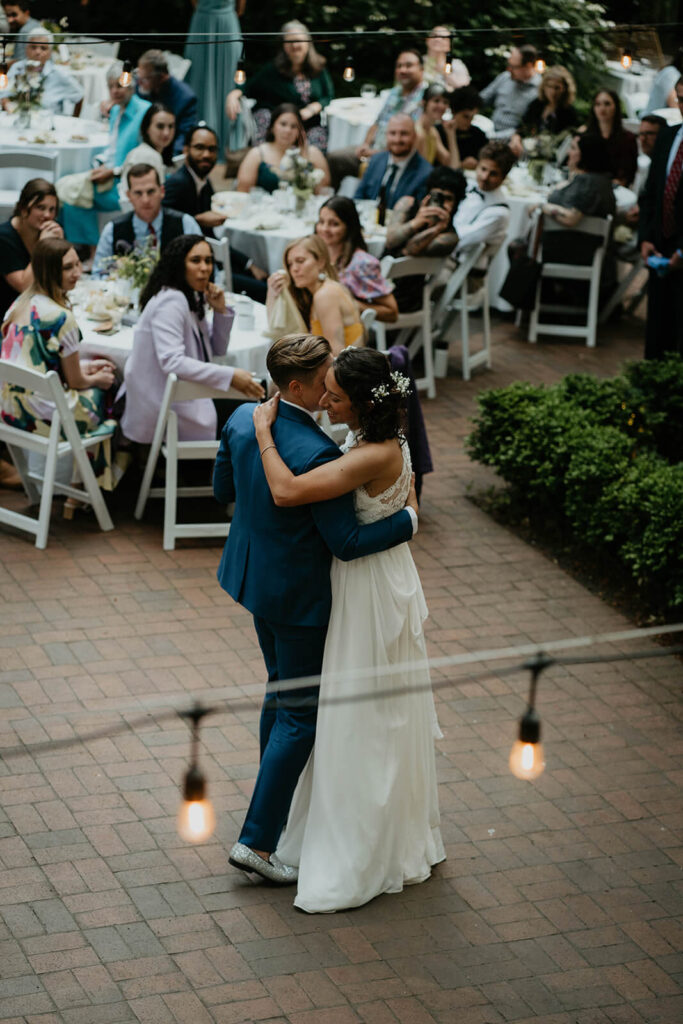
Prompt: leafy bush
<box><xmin>466</xmin><ymin>358</ymin><xmax>683</xmax><ymax>615</ymax></box>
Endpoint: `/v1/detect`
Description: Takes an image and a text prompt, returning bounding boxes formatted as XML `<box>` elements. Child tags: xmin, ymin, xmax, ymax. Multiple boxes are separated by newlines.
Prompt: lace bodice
<box><xmin>341</xmin><ymin>431</ymin><xmax>412</xmax><ymax>524</ymax></box>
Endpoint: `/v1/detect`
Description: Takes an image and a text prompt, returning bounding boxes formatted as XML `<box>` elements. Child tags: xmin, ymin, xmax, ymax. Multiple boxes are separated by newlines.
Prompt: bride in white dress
<box><xmin>253</xmin><ymin>347</ymin><xmax>444</xmax><ymax>913</ymax></box>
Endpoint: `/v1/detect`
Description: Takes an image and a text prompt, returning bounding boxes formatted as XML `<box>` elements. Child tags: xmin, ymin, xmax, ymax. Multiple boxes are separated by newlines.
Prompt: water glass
<box><xmin>235</xmin><ymin>295</ymin><xmax>255</xmax><ymax>330</ymax></box>
<box><xmin>360</xmin><ymin>84</ymin><xmax>377</xmax><ymax>99</ymax></box>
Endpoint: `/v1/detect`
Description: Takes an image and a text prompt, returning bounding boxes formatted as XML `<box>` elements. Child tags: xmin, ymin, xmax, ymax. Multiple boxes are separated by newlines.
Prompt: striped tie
<box><xmin>662</xmin><ymin>140</ymin><xmax>683</xmax><ymax>239</ymax></box>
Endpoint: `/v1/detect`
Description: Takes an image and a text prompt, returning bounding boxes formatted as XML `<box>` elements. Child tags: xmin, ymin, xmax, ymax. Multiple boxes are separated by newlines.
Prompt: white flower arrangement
<box><xmin>371</xmin><ymin>371</ymin><xmax>412</xmax><ymax>403</ymax></box>
<box><xmin>279</xmin><ymin>147</ymin><xmax>325</xmax><ymax>201</ymax></box>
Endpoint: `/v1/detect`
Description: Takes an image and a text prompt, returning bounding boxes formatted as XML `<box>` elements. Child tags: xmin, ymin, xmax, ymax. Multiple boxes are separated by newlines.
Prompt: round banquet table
<box><xmin>56</xmin><ymin>55</ymin><xmax>112</xmax><ymax>120</ymax></box>
<box><xmin>326</xmin><ymin>94</ymin><xmax>494</xmax><ymax>151</ymax></box>
<box><xmin>75</xmin><ymin>284</ymin><xmax>271</xmax><ymax>378</ymax></box>
<box><xmin>0</xmin><ymin>112</ymin><xmax>109</xmax><ymax>180</ymax></box>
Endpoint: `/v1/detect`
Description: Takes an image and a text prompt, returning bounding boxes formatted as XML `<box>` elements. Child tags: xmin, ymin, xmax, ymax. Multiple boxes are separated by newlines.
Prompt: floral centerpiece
<box><xmin>522</xmin><ymin>131</ymin><xmax>568</xmax><ymax>186</ymax></box>
<box><xmin>103</xmin><ymin>237</ymin><xmax>159</xmax><ymax>305</ymax></box>
<box><xmin>280</xmin><ymin>147</ymin><xmax>325</xmax><ymax>213</ymax></box>
<box><xmin>10</xmin><ymin>60</ymin><xmax>44</xmax><ymax>128</ymax></box>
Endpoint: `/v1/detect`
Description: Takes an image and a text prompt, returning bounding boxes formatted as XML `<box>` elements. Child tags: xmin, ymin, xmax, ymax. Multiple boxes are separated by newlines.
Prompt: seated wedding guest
<box><xmin>236</xmin><ymin>104</ymin><xmax>330</xmax><ymax>194</ymax></box>
<box><xmin>645</xmin><ymin>48</ymin><xmax>683</xmax><ymax>113</ymax></box>
<box><xmin>226</xmin><ymin>20</ymin><xmax>333</xmax><ymax>149</ymax></box>
<box><xmin>0</xmin><ymin>178</ymin><xmax>62</xmax><ymax>322</ymax></box>
<box><xmin>267</xmin><ymin>235</ymin><xmax>362</xmax><ymax>354</ymax></box>
<box><xmin>58</xmin><ymin>62</ymin><xmax>151</xmax><ymax>250</ymax></box>
<box><xmin>120</xmin><ymin>234</ymin><xmax>264</xmax><ymax>446</ymax></box>
<box><xmin>119</xmin><ymin>103</ymin><xmax>177</xmax><ymax>199</ymax></box>
<box><xmin>92</xmin><ymin>164</ymin><xmax>200</xmax><ymax>277</ymax></box>
<box><xmin>423</xmin><ymin>25</ymin><xmax>470</xmax><ymax>89</ymax></box>
<box><xmin>355</xmin><ymin>115</ymin><xmax>432</xmax><ymax>210</ymax></box>
<box><xmin>584</xmin><ymin>89</ymin><xmax>637</xmax><ymax>187</ymax></box>
<box><xmin>163</xmin><ymin>123</ymin><xmax>268</xmax><ymax>302</ymax></box>
<box><xmin>1</xmin><ymin>238</ymin><xmax>119</xmax><ymax>497</ymax></box>
<box><xmin>136</xmin><ymin>50</ymin><xmax>197</xmax><ymax>154</ymax></box>
<box><xmin>509</xmin><ymin>65</ymin><xmax>580</xmax><ymax>158</ymax></box>
<box><xmin>2</xmin><ymin>1</ymin><xmax>40</xmax><ymax>64</ymax></box>
<box><xmin>1</xmin><ymin>28</ymin><xmax>83</xmax><ymax>114</ymax></box>
<box><xmin>479</xmin><ymin>44</ymin><xmax>541</xmax><ymax>138</ymax></box>
<box><xmin>315</xmin><ymin>197</ymin><xmax>398</xmax><ymax>322</ymax></box>
<box><xmin>453</xmin><ymin>141</ymin><xmax>514</xmax><ymax>258</ymax></box>
<box><xmin>536</xmin><ymin>132</ymin><xmax>615</xmax><ymax>264</ymax></box>
<box><xmin>385</xmin><ymin>166</ymin><xmax>466</xmax><ymax>311</ymax></box>
<box><xmin>327</xmin><ymin>50</ymin><xmax>426</xmax><ymax>189</ymax></box>
<box><xmin>415</xmin><ymin>84</ymin><xmax>451</xmax><ymax>166</ymax></box>
<box><xmin>440</xmin><ymin>86</ymin><xmax>487</xmax><ymax>169</ymax></box>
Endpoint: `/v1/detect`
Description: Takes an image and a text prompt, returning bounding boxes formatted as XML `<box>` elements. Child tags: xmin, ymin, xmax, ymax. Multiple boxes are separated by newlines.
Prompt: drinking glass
<box><xmin>360</xmin><ymin>84</ymin><xmax>377</xmax><ymax>99</ymax></box>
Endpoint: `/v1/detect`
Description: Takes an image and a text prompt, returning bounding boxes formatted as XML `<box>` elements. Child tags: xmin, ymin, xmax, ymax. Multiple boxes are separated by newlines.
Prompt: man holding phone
<box><xmin>384</xmin><ymin>166</ymin><xmax>467</xmax><ymax>311</ymax></box>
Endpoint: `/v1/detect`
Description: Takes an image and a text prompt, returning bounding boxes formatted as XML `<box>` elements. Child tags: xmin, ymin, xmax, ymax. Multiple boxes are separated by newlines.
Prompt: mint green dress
<box><xmin>184</xmin><ymin>0</ymin><xmax>241</xmax><ymax>152</ymax></box>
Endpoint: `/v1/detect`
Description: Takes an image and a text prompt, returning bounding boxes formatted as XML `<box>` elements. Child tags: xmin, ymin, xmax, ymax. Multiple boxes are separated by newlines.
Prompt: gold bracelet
<box><xmin>260</xmin><ymin>443</ymin><xmax>276</xmax><ymax>457</ymax></box>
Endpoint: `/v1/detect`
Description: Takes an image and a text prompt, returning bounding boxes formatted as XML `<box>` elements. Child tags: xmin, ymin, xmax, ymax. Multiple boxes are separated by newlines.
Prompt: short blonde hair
<box><xmin>266</xmin><ymin>333</ymin><xmax>331</xmax><ymax>389</ymax></box>
<box><xmin>539</xmin><ymin>65</ymin><xmax>576</xmax><ymax>107</ymax></box>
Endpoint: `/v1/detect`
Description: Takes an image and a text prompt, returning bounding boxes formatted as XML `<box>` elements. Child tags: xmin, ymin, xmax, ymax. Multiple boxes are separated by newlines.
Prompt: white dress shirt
<box><xmin>454</xmin><ymin>182</ymin><xmax>510</xmax><ymax>256</ymax></box>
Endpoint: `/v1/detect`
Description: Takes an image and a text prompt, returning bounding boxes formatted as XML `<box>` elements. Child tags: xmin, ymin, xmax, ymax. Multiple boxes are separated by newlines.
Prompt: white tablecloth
<box><xmin>326</xmin><ymin>95</ymin><xmax>492</xmax><ymax>151</ymax></box>
<box><xmin>604</xmin><ymin>60</ymin><xmax>657</xmax><ymax>99</ymax></box>
<box><xmin>59</xmin><ymin>56</ymin><xmax>112</xmax><ymax>120</ymax></box>
<box><xmin>77</xmin><ymin>289</ymin><xmax>271</xmax><ymax>377</ymax></box>
<box><xmin>0</xmin><ymin>113</ymin><xmax>109</xmax><ymax>180</ymax></box>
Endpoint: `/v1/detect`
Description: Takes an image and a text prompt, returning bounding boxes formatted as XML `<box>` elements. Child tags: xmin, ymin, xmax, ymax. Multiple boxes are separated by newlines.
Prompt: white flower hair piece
<box><xmin>370</xmin><ymin>371</ymin><xmax>412</xmax><ymax>404</ymax></box>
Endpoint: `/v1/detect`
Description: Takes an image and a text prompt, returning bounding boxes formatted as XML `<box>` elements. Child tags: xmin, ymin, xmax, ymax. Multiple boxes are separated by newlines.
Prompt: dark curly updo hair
<box><xmin>332</xmin><ymin>348</ymin><xmax>408</xmax><ymax>444</ymax></box>
<box><xmin>139</xmin><ymin>234</ymin><xmax>211</xmax><ymax>315</ymax></box>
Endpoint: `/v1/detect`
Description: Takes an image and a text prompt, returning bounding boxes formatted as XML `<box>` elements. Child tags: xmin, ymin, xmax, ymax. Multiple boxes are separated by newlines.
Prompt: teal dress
<box><xmin>185</xmin><ymin>0</ymin><xmax>241</xmax><ymax>153</ymax></box>
<box><xmin>256</xmin><ymin>154</ymin><xmax>281</xmax><ymax>194</ymax></box>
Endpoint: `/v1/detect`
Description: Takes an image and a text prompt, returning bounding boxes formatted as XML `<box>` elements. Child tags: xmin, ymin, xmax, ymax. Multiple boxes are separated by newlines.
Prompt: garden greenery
<box><xmin>466</xmin><ymin>356</ymin><xmax>683</xmax><ymax>616</ymax></box>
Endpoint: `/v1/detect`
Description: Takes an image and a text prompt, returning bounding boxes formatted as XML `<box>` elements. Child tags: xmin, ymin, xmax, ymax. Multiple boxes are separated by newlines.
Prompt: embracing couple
<box><xmin>214</xmin><ymin>334</ymin><xmax>444</xmax><ymax>913</ymax></box>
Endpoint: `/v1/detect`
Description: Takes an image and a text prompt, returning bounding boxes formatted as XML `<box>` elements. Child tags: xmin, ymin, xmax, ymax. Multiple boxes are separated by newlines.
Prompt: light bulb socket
<box><xmin>234</xmin><ymin>59</ymin><xmax>246</xmax><ymax>85</ymax></box>
<box><xmin>182</xmin><ymin>763</ymin><xmax>206</xmax><ymax>803</ymax></box>
<box><xmin>518</xmin><ymin>707</ymin><xmax>541</xmax><ymax>745</ymax></box>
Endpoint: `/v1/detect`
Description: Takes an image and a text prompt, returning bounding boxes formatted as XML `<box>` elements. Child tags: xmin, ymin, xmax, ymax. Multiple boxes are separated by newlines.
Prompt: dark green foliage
<box><xmin>466</xmin><ymin>356</ymin><xmax>683</xmax><ymax>615</ymax></box>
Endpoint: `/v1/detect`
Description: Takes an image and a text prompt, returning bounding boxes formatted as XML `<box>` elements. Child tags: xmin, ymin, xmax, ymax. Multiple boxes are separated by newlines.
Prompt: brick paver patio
<box><xmin>0</xmin><ymin>313</ymin><xmax>681</xmax><ymax>1024</ymax></box>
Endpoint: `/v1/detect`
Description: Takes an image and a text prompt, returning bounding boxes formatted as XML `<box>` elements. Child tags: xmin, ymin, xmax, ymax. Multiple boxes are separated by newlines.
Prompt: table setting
<box><xmin>54</xmin><ymin>51</ymin><xmax>112</xmax><ymax>120</ymax></box>
<box><xmin>214</xmin><ymin>188</ymin><xmax>386</xmax><ymax>274</ymax></box>
<box><xmin>0</xmin><ymin>111</ymin><xmax>109</xmax><ymax>179</ymax></box>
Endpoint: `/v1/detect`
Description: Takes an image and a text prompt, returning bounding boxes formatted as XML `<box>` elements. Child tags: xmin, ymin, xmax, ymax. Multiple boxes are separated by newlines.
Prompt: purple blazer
<box><xmin>120</xmin><ymin>288</ymin><xmax>236</xmax><ymax>443</ymax></box>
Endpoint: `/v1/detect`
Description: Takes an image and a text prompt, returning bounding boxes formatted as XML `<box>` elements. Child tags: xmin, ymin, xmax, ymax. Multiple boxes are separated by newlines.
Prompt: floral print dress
<box><xmin>1</xmin><ymin>293</ymin><xmax>119</xmax><ymax>489</ymax></box>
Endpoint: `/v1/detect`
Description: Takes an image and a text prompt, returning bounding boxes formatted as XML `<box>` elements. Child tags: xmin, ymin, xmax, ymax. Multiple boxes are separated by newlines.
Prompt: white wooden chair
<box><xmin>207</xmin><ymin>235</ymin><xmax>233</xmax><ymax>292</ymax></box>
<box><xmin>528</xmin><ymin>214</ymin><xmax>614</xmax><ymax>348</ymax></box>
<box><xmin>429</xmin><ymin>242</ymin><xmax>498</xmax><ymax>382</ymax></box>
<box><xmin>0</xmin><ymin>152</ymin><xmax>59</xmax><ymax>206</ymax></box>
<box><xmin>371</xmin><ymin>256</ymin><xmax>446</xmax><ymax>399</ymax></box>
<box><xmin>162</xmin><ymin>51</ymin><xmax>191</xmax><ymax>81</ymax></box>
<box><xmin>134</xmin><ymin>373</ymin><xmax>243</xmax><ymax>550</ymax></box>
<box><xmin>0</xmin><ymin>363</ymin><xmax>114</xmax><ymax>548</ymax></box>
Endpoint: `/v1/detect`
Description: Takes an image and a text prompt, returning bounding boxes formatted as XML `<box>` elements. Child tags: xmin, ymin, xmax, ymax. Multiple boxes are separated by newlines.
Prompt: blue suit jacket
<box><xmin>355</xmin><ymin>150</ymin><xmax>432</xmax><ymax>208</ymax></box>
<box><xmin>214</xmin><ymin>401</ymin><xmax>413</xmax><ymax>628</ymax></box>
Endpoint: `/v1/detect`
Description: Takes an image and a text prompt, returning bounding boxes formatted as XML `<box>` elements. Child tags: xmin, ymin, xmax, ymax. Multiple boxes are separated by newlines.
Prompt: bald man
<box><xmin>355</xmin><ymin>114</ymin><xmax>432</xmax><ymax>208</ymax></box>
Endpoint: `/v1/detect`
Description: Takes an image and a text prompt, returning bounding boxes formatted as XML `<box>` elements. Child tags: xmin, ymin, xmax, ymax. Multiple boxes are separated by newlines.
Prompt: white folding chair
<box><xmin>339</xmin><ymin>175</ymin><xmax>361</xmax><ymax>198</ymax></box>
<box><xmin>0</xmin><ymin>363</ymin><xmax>114</xmax><ymax>548</ymax></box>
<box><xmin>528</xmin><ymin>214</ymin><xmax>614</xmax><ymax>348</ymax></box>
<box><xmin>207</xmin><ymin>235</ymin><xmax>233</xmax><ymax>292</ymax></box>
<box><xmin>0</xmin><ymin>151</ymin><xmax>59</xmax><ymax>194</ymax></box>
<box><xmin>134</xmin><ymin>373</ymin><xmax>243</xmax><ymax>550</ymax></box>
<box><xmin>371</xmin><ymin>256</ymin><xmax>445</xmax><ymax>399</ymax></box>
<box><xmin>162</xmin><ymin>51</ymin><xmax>191</xmax><ymax>81</ymax></box>
<box><xmin>430</xmin><ymin>242</ymin><xmax>497</xmax><ymax>382</ymax></box>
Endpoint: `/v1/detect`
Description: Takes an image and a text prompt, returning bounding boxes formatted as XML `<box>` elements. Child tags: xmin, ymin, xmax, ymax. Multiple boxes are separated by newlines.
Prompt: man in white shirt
<box><xmin>1</xmin><ymin>28</ymin><xmax>83</xmax><ymax>114</ymax></box>
<box><xmin>453</xmin><ymin>140</ymin><xmax>515</xmax><ymax>259</ymax></box>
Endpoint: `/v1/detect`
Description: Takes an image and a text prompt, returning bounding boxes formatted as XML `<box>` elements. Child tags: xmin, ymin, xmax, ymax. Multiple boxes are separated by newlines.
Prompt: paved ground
<box><xmin>1</xmin><ymin>311</ymin><xmax>682</xmax><ymax>1024</ymax></box>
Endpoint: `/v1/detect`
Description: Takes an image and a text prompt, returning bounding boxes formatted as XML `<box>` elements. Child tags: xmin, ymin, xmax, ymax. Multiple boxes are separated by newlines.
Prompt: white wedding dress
<box><xmin>276</xmin><ymin>434</ymin><xmax>445</xmax><ymax>913</ymax></box>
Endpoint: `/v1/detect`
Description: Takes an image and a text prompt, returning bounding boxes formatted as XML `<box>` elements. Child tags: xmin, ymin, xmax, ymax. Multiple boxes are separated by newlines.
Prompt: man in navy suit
<box><xmin>639</xmin><ymin>77</ymin><xmax>683</xmax><ymax>359</ymax></box>
<box><xmin>136</xmin><ymin>50</ymin><xmax>197</xmax><ymax>154</ymax></box>
<box><xmin>355</xmin><ymin>114</ymin><xmax>432</xmax><ymax>209</ymax></box>
<box><xmin>214</xmin><ymin>334</ymin><xmax>416</xmax><ymax>883</ymax></box>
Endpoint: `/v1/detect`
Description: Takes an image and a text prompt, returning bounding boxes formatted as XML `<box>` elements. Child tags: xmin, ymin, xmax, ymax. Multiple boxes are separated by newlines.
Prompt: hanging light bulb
<box><xmin>534</xmin><ymin>55</ymin><xmax>546</xmax><ymax>74</ymax></box>
<box><xmin>445</xmin><ymin>51</ymin><xmax>453</xmax><ymax>76</ymax></box>
<box><xmin>509</xmin><ymin>708</ymin><xmax>545</xmax><ymax>780</ymax></box>
<box><xmin>118</xmin><ymin>60</ymin><xmax>133</xmax><ymax>88</ymax></box>
<box><xmin>509</xmin><ymin>653</ymin><xmax>551</xmax><ymax>781</ymax></box>
<box><xmin>0</xmin><ymin>61</ymin><xmax>7</xmax><ymax>92</ymax></box>
<box><xmin>234</xmin><ymin>58</ymin><xmax>246</xmax><ymax>86</ymax></box>
<box><xmin>343</xmin><ymin>55</ymin><xmax>355</xmax><ymax>83</ymax></box>
<box><xmin>177</xmin><ymin>703</ymin><xmax>216</xmax><ymax>844</ymax></box>
<box><xmin>621</xmin><ymin>48</ymin><xmax>633</xmax><ymax>71</ymax></box>
<box><xmin>178</xmin><ymin>764</ymin><xmax>216</xmax><ymax>842</ymax></box>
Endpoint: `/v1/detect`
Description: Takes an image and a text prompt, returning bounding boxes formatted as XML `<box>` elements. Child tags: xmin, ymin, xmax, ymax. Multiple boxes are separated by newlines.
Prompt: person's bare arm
<box><xmin>195</xmin><ymin>209</ymin><xmax>227</xmax><ymax>228</ymax></box>
<box><xmin>236</xmin><ymin>147</ymin><xmax>261</xmax><ymax>192</ymax></box>
<box><xmin>61</xmin><ymin>353</ymin><xmax>116</xmax><ymax>390</ymax></box>
<box><xmin>312</xmin><ymin>288</ymin><xmax>346</xmax><ymax>354</ymax></box>
<box><xmin>542</xmin><ymin>202</ymin><xmax>583</xmax><ymax>228</ymax></box>
<box><xmin>358</xmin><ymin>292</ymin><xmax>398</xmax><ymax>323</ymax></box>
<box><xmin>309</xmin><ymin>146</ymin><xmax>331</xmax><ymax>191</ymax></box>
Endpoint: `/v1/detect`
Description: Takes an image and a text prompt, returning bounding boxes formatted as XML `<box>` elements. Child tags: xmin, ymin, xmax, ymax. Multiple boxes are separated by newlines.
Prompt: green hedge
<box><xmin>466</xmin><ymin>356</ymin><xmax>683</xmax><ymax>615</ymax></box>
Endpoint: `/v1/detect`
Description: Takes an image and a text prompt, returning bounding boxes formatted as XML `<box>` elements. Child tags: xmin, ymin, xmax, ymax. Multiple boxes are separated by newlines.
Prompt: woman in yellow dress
<box><xmin>266</xmin><ymin>235</ymin><xmax>362</xmax><ymax>354</ymax></box>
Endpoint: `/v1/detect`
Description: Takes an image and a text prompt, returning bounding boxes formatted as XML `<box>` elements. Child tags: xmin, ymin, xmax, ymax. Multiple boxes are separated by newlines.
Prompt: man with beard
<box><xmin>163</xmin><ymin>123</ymin><xmax>267</xmax><ymax>301</ymax></box>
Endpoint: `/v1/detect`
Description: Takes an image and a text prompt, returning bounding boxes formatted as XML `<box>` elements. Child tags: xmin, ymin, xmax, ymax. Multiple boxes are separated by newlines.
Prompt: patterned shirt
<box><xmin>339</xmin><ymin>249</ymin><xmax>393</xmax><ymax>302</ymax></box>
<box><xmin>3</xmin><ymin>59</ymin><xmax>83</xmax><ymax>115</ymax></box>
<box><xmin>374</xmin><ymin>83</ymin><xmax>426</xmax><ymax>151</ymax></box>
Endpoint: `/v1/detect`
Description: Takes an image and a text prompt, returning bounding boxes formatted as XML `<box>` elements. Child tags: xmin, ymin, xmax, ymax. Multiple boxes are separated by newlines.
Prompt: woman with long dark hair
<box><xmin>119</xmin><ymin>103</ymin><xmax>177</xmax><ymax>194</ymax></box>
<box><xmin>584</xmin><ymin>88</ymin><xmax>637</xmax><ymax>186</ymax></box>
<box><xmin>225</xmin><ymin>20</ymin><xmax>334</xmax><ymax>148</ymax></box>
<box><xmin>120</xmin><ymin>234</ymin><xmax>263</xmax><ymax>445</ymax></box>
<box><xmin>236</xmin><ymin>103</ymin><xmax>329</xmax><ymax>193</ymax></box>
<box><xmin>0</xmin><ymin>178</ymin><xmax>62</xmax><ymax>322</ymax></box>
<box><xmin>252</xmin><ymin>346</ymin><xmax>443</xmax><ymax>913</ymax></box>
<box><xmin>315</xmin><ymin>196</ymin><xmax>398</xmax><ymax>322</ymax></box>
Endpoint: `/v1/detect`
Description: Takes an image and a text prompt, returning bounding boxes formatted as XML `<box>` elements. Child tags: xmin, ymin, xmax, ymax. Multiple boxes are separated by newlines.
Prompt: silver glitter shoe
<box><xmin>228</xmin><ymin>842</ymin><xmax>298</xmax><ymax>885</ymax></box>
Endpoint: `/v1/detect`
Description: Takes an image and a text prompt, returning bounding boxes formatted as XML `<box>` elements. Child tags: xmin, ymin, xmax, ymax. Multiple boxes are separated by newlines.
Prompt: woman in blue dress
<box><xmin>185</xmin><ymin>0</ymin><xmax>244</xmax><ymax>154</ymax></box>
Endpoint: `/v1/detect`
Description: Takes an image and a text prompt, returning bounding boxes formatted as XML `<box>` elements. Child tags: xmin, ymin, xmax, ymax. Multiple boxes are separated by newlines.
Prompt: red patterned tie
<box><xmin>662</xmin><ymin>139</ymin><xmax>683</xmax><ymax>238</ymax></box>
<box><xmin>147</xmin><ymin>222</ymin><xmax>158</xmax><ymax>247</ymax></box>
